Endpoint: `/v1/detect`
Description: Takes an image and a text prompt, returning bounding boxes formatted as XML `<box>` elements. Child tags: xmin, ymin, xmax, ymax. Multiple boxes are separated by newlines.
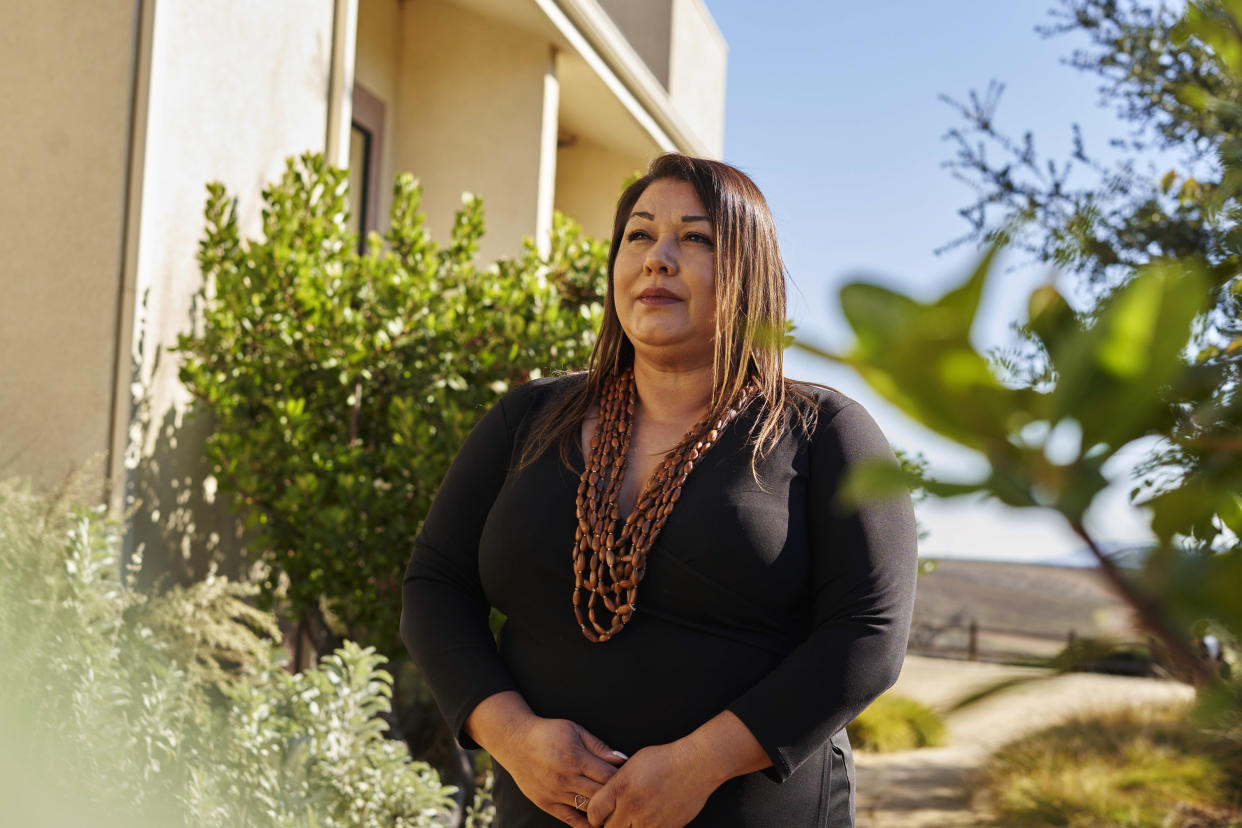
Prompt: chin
<box><xmin>629</xmin><ymin>330</ymin><xmax>689</xmax><ymax>350</ymax></box>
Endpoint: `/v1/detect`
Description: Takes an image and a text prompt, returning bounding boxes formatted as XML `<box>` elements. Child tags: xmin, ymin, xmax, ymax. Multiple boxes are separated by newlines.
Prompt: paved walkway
<box><xmin>854</xmin><ymin>655</ymin><xmax>1196</xmax><ymax>828</ymax></box>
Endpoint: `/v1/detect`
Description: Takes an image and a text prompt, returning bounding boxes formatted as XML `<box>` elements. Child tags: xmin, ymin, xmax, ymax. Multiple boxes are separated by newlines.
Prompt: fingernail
<box><xmin>611</xmin><ymin>751</ymin><xmax>628</xmax><ymax>760</ymax></box>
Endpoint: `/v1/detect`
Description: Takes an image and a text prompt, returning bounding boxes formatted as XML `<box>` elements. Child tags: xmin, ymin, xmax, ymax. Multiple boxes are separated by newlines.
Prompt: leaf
<box><xmin>837</xmin><ymin>457</ymin><xmax>981</xmax><ymax>509</ymax></box>
<box><xmin>823</xmin><ymin>243</ymin><xmax>1021</xmax><ymax>453</ymax></box>
<box><xmin>1049</xmin><ymin>259</ymin><xmax>1209</xmax><ymax>452</ymax></box>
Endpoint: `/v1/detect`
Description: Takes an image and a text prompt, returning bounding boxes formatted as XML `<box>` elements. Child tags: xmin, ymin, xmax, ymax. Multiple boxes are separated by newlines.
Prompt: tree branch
<box><xmin>1069</xmin><ymin>518</ymin><xmax>1213</xmax><ymax>685</ymax></box>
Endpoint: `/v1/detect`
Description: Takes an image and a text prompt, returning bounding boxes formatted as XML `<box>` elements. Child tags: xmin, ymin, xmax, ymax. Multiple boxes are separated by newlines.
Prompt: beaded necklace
<box><xmin>571</xmin><ymin>368</ymin><xmax>755</xmax><ymax>643</ymax></box>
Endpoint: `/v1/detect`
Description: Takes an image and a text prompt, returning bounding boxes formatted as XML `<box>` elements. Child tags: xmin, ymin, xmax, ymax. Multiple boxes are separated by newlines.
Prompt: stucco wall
<box><xmin>597</xmin><ymin>0</ymin><xmax>672</xmax><ymax>87</ymax></box>
<box><xmin>122</xmin><ymin>0</ymin><xmax>336</xmax><ymax>582</ymax></box>
<box><xmin>668</xmin><ymin>0</ymin><xmax>726</xmax><ymax>158</ymax></box>
<box><xmin>555</xmin><ymin>136</ymin><xmax>645</xmax><ymax>242</ymax></box>
<box><xmin>596</xmin><ymin>0</ymin><xmax>726</xmax><ymax>158</ymax></box>
<box><xmin>354</xmin><ymin>0</ymin><xmax>402</xmax><ymax>228</ymax></box>
<box><xmin>393</xmin><ymin>0</ymin><xmax>557</xmax><ymax>265</ymax></box>
<box><xmin>0</xmin><ymin>0</ymin><xmax>139</xmax><ymax>491</ymax></box>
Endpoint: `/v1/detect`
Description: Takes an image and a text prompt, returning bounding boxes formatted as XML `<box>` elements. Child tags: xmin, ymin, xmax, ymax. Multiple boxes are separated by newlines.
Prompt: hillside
<box><xmin>909</xmin><ymin>559</ymin><xmax>1139</xmax><ymax>661</ymax></box>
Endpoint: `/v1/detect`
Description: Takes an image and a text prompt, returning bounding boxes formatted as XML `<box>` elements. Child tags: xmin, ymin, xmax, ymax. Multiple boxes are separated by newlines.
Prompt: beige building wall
<box><xmin>554</xmin><ymin>137</ymin><xmax>644</xmax><ymax>241</ymax></box>
<box><xmin>354</xmin><ymin>0</ymin><xmax>722</xmax><ymax>252</ymax></box>
<box><xmin>597</xmin><ymin>0</ymin><xmax>672</xmax><ymax>87</ymax></box>
<box><xmin>133</xmin><ymin>0</ymin><xmax>336</xmax><ymax>431</ymax></box>
<box><xmin>0</xmin><ymin>0</ymin><xmax>139</xmax><ymax>490</ymax></box>
<box><xmin>122</xmin><ymin>0</ymin><xmax>337</xmax><ymax>581</ymax></box>
<box><xmin>595</xmin><ymin>0</ymin><xmax>725</xmax><ymax>158</ymax></box>
<box><xmin>392</xmin><ymin>0</ymin><xmax>558</xmax><ymax>265</ymax></box>
<box><xmin>667</xmin><ymin>0</ymin><xmax>727</xmax><ymax>157</ymax></box>
<box><xmin>354</xmin><ymin>0</ymin><xmax>402</xmax><ymax>228</ymax></box>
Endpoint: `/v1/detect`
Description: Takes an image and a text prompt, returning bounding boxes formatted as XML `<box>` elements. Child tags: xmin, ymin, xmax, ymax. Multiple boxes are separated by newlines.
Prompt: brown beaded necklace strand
<box><xmin>571</xmin><ymin>368</ymin><xmax>756</xmax><ymax>643</ymax></box>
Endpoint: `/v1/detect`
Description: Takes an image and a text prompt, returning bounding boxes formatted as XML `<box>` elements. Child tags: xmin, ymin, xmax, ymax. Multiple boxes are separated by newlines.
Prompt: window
<box><xmin>347</xmin><ymin>84</ymin><xmax>386</xmax><ymax>250</ymax></box>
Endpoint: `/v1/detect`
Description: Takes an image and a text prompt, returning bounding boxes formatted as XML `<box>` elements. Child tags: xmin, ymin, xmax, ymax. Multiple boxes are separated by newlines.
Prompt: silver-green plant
<box><xmin>0</xmin><ymin>477</ymin><xmax>456</xmax><ymax>827</ymax></box>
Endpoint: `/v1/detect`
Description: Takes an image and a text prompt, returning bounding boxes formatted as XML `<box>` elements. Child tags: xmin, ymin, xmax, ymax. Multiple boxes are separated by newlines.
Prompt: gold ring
<box><xmin>574</xmin><ymin>793</ymin><xmax>589</xmax><ymax>811</ymax></box>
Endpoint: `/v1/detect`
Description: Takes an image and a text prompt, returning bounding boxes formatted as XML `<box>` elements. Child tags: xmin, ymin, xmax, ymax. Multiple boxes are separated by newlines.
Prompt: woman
<box><xmin>400</xmin><ymin>154</ymin><xmax>917</xmax><ymax>827</ymax></box>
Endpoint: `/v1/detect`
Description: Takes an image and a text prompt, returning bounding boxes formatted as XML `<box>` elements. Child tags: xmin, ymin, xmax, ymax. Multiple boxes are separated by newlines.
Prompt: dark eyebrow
<box><xmin>628</xmin><ymin>211</ymin><xmax>712</xmax><ymax>225</ymax></box>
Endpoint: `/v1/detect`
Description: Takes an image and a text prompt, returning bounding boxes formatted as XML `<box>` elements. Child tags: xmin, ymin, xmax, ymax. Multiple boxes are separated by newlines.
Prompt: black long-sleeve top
<box><xmin>400</xmin><ymin>375</ymin><xmax>918</xmax><ymax>827</ymax></box>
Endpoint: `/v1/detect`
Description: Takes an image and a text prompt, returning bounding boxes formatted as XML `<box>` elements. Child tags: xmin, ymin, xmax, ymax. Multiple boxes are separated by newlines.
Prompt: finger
<box><xmin>561</xmin><ymin>778</ymin><xmax>603</xmax><ymax>823</ymax></box>
<box><xmin>576</xmin><ymin>724</ymin><xmax>630</xmax><ymax>767</ymax></box>
<box><xmin>571</xmin><ymin>775</ymin><xmax>604</xmax><ymax>798</ymax></box>
<box><xmin>547</xmin><ymin>802</ymin><xmax>591</xmax><ymax>828</ymax></box>
<box><xmin>572</xmin><ymin>727</ymin><xmax>628</xmax><ymax>785</ymax></box>
<box><xmin>577</xmin><ymin>752</ymin><xmax>622</xmax><ymax>786</ymax></box>
<box><xmin>585</xmin><ymin>781</ymin><xmax>617</xmax><ymax>828</ymax></box>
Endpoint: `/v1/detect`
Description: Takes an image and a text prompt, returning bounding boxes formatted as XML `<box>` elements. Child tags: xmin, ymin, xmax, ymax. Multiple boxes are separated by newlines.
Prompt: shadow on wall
<box><xmin>123</xmin><ymin>399</ymin><xmax>249</xmax><ymax>593</ymax></box>
<box><xmin>119</xmin><ymin>292</ymin><xmax>250</xmax><ymax>593</ymax></box>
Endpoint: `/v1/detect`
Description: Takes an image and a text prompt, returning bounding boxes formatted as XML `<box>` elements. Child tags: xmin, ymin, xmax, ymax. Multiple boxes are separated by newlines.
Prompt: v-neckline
<box><xmin>573</xmin><ymin>413</ymin><xmax>734</xmax><ymax>526</ymax></box>
<box><xmin>572</xmin><ymin>426</ymin><xmax>650</xmax><ymax>526</ymax></box>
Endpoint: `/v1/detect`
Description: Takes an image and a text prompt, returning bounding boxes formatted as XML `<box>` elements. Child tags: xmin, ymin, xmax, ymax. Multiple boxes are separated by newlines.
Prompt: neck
<box><xmin>631</xmin><ymin>354</ymin><xmax>714</xmax><ymax>427</ymax></box>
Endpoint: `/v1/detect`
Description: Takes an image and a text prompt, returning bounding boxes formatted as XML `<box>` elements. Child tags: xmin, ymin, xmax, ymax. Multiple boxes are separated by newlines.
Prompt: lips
<box><xmin>636</xmin><ymin>287</ymin><xmax>680</xmax><ymax>304</ymax></box>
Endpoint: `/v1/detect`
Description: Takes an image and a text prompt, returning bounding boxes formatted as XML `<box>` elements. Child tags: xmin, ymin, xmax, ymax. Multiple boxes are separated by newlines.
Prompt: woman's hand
<box><xmin>501</xmin><ymin>717</ymin><xmax>629</xmax><ymax>827</ymax></box>
<box><xmin>584</xmin><ymin>741</ymin><xmax>718</xmax><ymax>828</ymax></box>
<box><xmin>466</xmin><ymin>692</ymin><xmax>627</xmax><ymax>827</ymax></box>
<box><xmin>585</xmin><ymin>710</ymin><xmax>771</xmax><ymax>827</ymax></box>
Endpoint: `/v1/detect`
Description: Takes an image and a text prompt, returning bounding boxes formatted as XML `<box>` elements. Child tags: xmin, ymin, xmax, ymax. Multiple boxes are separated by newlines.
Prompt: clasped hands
<box><xmin>469</xmin><ymin>691</ymin><xmax>769</xmax><ymax>828</ymax></box>
<box><xmin>497</xmin><ymin>716</ymin><xmax>719</xmax><ymax>828</ymax></box>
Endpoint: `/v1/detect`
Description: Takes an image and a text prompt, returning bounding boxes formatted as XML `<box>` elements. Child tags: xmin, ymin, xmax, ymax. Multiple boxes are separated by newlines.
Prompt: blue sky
<box><xmin>702</xmin><ymin>0</ymin><xmax>1168</xmax><ymax>563</ymax></box>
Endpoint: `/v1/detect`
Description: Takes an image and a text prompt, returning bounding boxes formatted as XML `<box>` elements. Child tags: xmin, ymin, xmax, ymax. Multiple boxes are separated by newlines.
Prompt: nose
<box><xmin>644</xmin><ymin>234</ymin><xmax>677</xmax><ymax>275</ymax></box>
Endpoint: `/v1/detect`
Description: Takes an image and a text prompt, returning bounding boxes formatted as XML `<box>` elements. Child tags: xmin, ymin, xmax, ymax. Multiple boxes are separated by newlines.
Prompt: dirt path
<box><xmin>853</xmin><ymin>655</ymin><xmax>1196</xmax><ymax>828</ymax></box>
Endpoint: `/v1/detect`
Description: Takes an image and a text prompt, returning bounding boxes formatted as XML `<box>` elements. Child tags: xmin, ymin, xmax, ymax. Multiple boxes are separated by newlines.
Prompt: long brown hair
<box><xmin>520</xmin><ymin>153</ymin><xmax>824</xmax><ymax>472</ymax></box>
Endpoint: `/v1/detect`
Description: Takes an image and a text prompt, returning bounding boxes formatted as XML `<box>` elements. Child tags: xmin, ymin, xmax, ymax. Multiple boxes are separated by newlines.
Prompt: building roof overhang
<box><xmin>445</xmin><ymin>0</ymin><xmax>713</xmax><ymax>160</ymax></box>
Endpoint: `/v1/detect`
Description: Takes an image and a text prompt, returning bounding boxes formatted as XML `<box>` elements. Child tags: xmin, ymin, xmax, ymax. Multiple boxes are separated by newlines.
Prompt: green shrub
<box><xmin>1047</xmin><ymin>636</ymin><xmax>1160</xmax><ymax>677</ymax></box>
<box><xmin>214</xmin><ymin>642</ymin><xmax>454</xmax><ymax>826</ymax></box>
<box><xmin>177</xmin><ymin>153</ymin><xmax>607</xmax><ymax>658</ymax></box>
<box><xmin>0</xmin><ymin>477</ymin><xmax>456</xmax><ymax>827</ymax></box>
<box><xmin>464</xmin><ymin>771</ymin><xmax>496</xmax><ymax>828</ymax></box>
<box><xmin>847</xmin><ymin>693</ymin><xmax>947</xmax><ymax>753</ymax></box>
<box><xmin>981</xmin><ymin>705</ymin><xmax>1242</xmax><ymax>828</ymax></box>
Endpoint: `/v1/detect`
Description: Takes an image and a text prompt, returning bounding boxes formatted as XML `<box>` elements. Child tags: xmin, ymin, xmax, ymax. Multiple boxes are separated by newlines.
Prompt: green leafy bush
<box><xmin>1046</xmin><ymin>636</ymin><xmax>1162</xmax><ymax>677</ymax></box>
<box><xmin>0</xmin><ymin>477</ymin><xmax>456</xmax><ymax>827</ymax></box>
<box><xmin>214</xmin><ymin>642</ymin><xmax>454</xmax><ymax>826</ymax></box>
<box><xmin>981</xmin><ymin>705</ymin><xmax>1242</xmax><ymax>827</ymax></box>
<box><xmin>177</xmin><ymin>153</ymin><xmax>606</xmax><ymax>657</ymax></box>
<box><xmin>847</xmin><ymin>693</ymin><xmax>946</xmax><ymax>753</ymax></box>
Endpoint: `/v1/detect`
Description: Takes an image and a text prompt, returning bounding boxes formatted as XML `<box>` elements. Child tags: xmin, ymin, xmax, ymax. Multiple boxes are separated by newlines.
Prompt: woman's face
<box><xmin>612</xmin><ymin>178</ymin><xmax>717</xmax><ymax>367</ymax></box>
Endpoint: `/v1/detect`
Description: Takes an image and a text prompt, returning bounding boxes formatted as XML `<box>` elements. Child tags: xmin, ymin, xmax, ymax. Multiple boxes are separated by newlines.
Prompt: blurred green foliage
<box><xmin>176</xmin><ymin>153</ymin><xmax>606</xmax><ymax>658</ymax></box>
<box><xmin>943</xmin><ymin>0</ymin><xmax>1242</xmax><ymax>559</ymax></box>
<box><xmin>803</xmin><ymin>239</ymin><xmax>1239</xmax><ymax>697</ymax></box>
<box><xmin>0</xmin><ymin>477</ymin><xmax>456</xmax><ymax>827</ymax></box>
<box><xmin>847</xmin><ymin>694</ymin><xmax>947</xmax><ymax>753</ymax></box>
<box><xmin>1045</xmin><ymin>636</ymin><xmax>1162</xmax><ymax>677</ymax></box>
<box><xmin>804</xmin><ymin>0</ymin><xmax>1242</xmax><ymax>718</ymax></box>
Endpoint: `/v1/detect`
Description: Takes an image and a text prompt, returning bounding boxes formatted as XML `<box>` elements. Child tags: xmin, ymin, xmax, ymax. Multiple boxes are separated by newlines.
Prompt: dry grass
<box><xmin>980</xmin><ymin>704</ymin><xmax>1242</xmax><ymax>827</ymax></box>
